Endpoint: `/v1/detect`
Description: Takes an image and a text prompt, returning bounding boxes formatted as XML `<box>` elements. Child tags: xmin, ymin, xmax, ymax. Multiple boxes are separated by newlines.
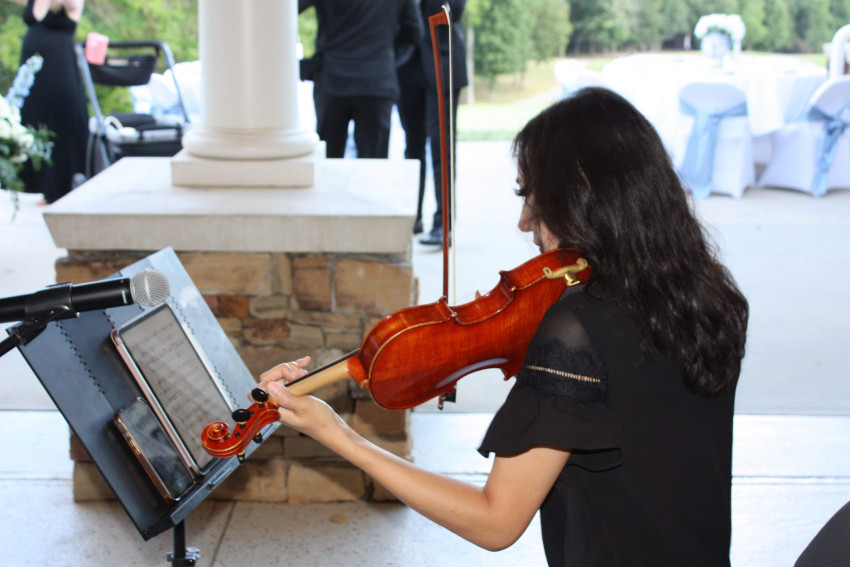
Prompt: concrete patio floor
<box><xmin>2</xmin><ymin>140</ymin><xmax>850</xmax><ymax>566</ymax></box>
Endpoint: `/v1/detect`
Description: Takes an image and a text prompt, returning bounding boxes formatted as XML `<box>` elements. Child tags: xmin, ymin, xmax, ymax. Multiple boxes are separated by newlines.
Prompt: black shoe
<box><xmin>419</xmin><ymin>227</ymin><xmax>445</xmax><ymax>246</ymax></box>
<box><xmin>413</xmin><ymin>218</ymin><xmax>423</xmax><ymax>235</ymax></box>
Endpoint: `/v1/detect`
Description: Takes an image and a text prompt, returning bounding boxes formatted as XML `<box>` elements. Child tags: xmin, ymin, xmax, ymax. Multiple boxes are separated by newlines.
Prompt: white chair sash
<box><xmin>679</xmin><ymin>100</ymin><xmax>748</xmax><ymax>198</ymax></box>
<box><xmin>808</xmin><ymin>101</ymin><xmax>850</xmax><ymax>196</ymax></box>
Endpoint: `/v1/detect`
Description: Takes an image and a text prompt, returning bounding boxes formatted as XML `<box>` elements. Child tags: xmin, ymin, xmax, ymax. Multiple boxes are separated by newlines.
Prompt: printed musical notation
<box><xmin>116</xmin><ymin>305</ymin><xmax>233</xmax><ymax>471</ymax></box>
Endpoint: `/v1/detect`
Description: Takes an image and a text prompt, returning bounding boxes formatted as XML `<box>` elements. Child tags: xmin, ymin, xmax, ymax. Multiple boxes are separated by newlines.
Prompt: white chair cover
<box><xmin>758</xmin><ymin>76</ymin><xmax>850</xmax><ymax>196</ymax></box>
<box><xmin>828</xmin><ymin>24</ymin><xmax>850</xmax><ymax>79</ymax></box>
<box><xmin>554</xmin><ymin>60</ymin><xmax>612</xmax><ymax>98</ymax></box>
<box><xmin>673</xmin><ymin>82</ymin><xmax>755</xmax><ymax>198</ymax></box>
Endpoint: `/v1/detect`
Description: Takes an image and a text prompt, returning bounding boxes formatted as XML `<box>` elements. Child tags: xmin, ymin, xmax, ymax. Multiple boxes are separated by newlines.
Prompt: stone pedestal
<box><xmin>44</xmin><ymin>156</ymin><xmax>420</xmax><ymax>503</ymax></box>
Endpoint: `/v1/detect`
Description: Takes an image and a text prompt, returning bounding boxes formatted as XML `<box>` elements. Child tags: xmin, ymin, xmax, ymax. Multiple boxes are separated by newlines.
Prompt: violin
<box><xmin>200</xmin><ymin>4</ymin><xmax>593</xmax><ymax>461</ymax></box>
<box><xmin>201</xmin><ymin>249</ymin><xmax>590</xmax><ymax>460</ymax></box>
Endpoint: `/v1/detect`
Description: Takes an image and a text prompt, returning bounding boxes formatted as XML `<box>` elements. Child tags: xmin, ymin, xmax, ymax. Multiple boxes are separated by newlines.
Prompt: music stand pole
<box><xmin>167</xmin><ymin>520</ymin><xmax>200</xmax><ymax>567</ymax></box>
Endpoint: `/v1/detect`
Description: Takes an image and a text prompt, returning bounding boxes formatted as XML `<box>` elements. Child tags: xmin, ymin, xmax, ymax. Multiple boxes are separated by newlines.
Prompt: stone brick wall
<box><xmin>59</xmin><ymin>248</ymin><xmax>417</xmax><ymax>503</ymax></box>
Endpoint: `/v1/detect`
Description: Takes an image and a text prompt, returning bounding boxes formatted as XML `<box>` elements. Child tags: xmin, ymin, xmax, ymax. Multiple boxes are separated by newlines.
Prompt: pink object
<box><xmin>85</xmin><ymin>33</ymin><xmax>109</xmax><ymax>65</ymax></box>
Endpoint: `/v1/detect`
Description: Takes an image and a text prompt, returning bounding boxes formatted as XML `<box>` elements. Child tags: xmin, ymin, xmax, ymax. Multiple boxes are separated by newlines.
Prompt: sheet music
<box><xmin>117</xmin><ymin>305</ymin><xmax>232</xmax><ymax>470</ymax></box>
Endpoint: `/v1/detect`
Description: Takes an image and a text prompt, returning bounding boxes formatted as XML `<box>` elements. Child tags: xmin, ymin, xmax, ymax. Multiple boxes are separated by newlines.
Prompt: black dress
<box><xmin>19</xmin><ymin>0</ymin><xmax>87</xmax><ymax>203</ymax></box>
<box><xmin>479</xmin><ymin>288</ymin><xmax>736</xmax><ymax>566</ymax></box>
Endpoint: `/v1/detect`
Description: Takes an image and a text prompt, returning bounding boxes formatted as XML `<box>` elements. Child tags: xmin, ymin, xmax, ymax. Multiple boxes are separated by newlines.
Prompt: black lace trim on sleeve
<box><xmin>516</xmin><ymin>337</ymin><xmax>608</xmax><ymax>405</ymax></box>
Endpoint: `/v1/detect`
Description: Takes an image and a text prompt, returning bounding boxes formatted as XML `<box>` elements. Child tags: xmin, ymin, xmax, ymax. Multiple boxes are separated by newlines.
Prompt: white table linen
<box><xmin>601</xmin><ymin>53</ymin><xmax>827</xmax><ymax>144</ymax></box>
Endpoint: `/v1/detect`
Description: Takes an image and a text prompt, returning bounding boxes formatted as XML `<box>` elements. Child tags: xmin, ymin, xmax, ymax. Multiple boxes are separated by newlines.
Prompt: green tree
<box><xmin>630</xmin><ymin>0</ymin><xmax>667</xmax><ymax>50</ymax></box>
<box><xmin>656</xmin><ymin>0</ymin><xmax>692</xmax><ymax>47</ymax></box>
<box><xmin>800</xmin><ymin>0</ymin><xmax>835</xmax><ymax>50</ymax></box>
<box><xmin>830</xmin><ymin>0</ymin><xmax>850</xmax><ymax>30</ymax></box>
<box><xmin>762</xmin><ymin>0</ymin><xmax>796</xmax><ymax>51</ymax></box>
<box><xmin>568</xmin><ymin>0</ymin><xmax>629</xmax><ymax>53</ymax></box>
<box><xmin>462</xmin><ymin>0</ymin><xmax>491</xmax><ymax>103</ymax></box>
<box><xmin>740</xmin><ymin>0</ymin><xmax>768</xmax><ymax>49</ymax></box>
<box><xmin>81</xmin><ymin>0</ymin><xmax>198</xmax><ymax>64</ymax></box>
<box><xmin>528</xmin><ymin>0</ymin><xmax>571</xmax><ymax>61</ymax></box>
<box><xmin>0</xmin><ymin>1</ymin><xmax>26</xmax><ymax>93</ymax></box>
<box><xmin>473</xmin><ymin>0</ymin><xmax>531</xmax><ymax>96</ymax></box>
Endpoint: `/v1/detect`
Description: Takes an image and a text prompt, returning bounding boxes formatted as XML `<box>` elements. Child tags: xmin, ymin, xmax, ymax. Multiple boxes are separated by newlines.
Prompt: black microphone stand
<box><xmin>0</xmin><ymin>303</ymin><xmax>75</xmax><ymax>358</ymax></box>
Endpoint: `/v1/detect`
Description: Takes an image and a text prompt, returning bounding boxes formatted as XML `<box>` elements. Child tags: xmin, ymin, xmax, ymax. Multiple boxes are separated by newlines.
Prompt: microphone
<box><xmin>0</xmin><ymin>269</ymin><xmax>170</xmax><ymax>324</ymax></box>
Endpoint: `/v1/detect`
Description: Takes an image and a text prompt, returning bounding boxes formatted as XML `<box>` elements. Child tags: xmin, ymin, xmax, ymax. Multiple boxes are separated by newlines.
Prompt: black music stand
<box><xmin>6</xmin><ymin>248</ymin><xmax>269</xmax><ymax>565</ymax></box>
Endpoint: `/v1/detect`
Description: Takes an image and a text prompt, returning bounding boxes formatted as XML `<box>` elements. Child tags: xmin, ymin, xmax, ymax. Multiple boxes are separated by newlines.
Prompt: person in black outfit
<box><xmin>18</xmin><ymin>0</ymin><xmax>88</xmax><ymax>205</ymax></box>
<box><xmin>299</xmin><ymin>0</ymin><xmax>421</xmax><ymax>159</ymax></box>
<box><xmin>396</xmin><ymin>0</ymin><xmax>468</xmax><ymax>242</ymax></box>
<box><xmin>258</xmin><ymin>88</ymin><xmax>749</xmax><ymax>566</ymax></box>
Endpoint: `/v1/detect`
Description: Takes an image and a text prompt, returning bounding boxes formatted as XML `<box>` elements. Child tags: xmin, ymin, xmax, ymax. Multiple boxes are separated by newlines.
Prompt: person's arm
<box><xmin>261</xmin><ymin>360</ymin><xmax>570</xmax><ymax>551</ymax></box>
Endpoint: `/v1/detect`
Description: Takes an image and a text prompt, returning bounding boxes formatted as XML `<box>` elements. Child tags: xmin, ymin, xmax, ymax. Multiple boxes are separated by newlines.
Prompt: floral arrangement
<box><xmin>1</xmin><ymin>54</ymin><xmax>53</xmax><ymax>217</ymax></box>
<box><xmin>694</xmin><ymin>13</ymin><xmax>746</xmax><ymax>44</ymax></box>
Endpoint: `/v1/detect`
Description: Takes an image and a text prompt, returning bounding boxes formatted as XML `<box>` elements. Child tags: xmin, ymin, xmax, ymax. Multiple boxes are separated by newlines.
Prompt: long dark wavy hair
<box><xmin>513</xmin><ymin>87</ymin><xmax>748</xmax><ymax>396</ymax></box>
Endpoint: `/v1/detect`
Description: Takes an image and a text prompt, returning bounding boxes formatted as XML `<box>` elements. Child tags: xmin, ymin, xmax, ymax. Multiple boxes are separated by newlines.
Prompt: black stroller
<box><xmin>74</xmin><ymin>40</ymin><xmax>191</xmax><ymax>180</ymax></box>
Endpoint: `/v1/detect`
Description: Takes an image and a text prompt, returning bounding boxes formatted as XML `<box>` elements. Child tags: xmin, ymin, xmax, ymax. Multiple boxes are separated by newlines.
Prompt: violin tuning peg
<box><xmin>232</xmin><ymin>408</ymin><xmax>252</xmax><ymax>423</ymax></box>
<box><xmin>237</xmin><ymin>453</ymin><xmax>246</xmax><ymax>464</ymax></box>
<box><xmin>251</xmin><ymin>387</ymin><xmax>269</xmax><ymax>403</ymax></box>
<box><xmin>253</xmin><ymin>433</ymin><xmax>264</xmax><ymax>444</ymax></box>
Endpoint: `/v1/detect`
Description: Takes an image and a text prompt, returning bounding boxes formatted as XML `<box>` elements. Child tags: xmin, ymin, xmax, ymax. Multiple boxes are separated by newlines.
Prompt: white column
<box><xmin>173</xmin><ymin>0</ymin><xmax>322</xmax><ymax>186</ymax></box>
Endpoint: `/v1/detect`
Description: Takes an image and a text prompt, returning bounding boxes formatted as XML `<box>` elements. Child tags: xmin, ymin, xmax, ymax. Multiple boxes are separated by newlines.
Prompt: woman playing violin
<box><xmin>259</xmin><ymin>87</ymin><xmax>748</xmax><ymax>566</ymax></box>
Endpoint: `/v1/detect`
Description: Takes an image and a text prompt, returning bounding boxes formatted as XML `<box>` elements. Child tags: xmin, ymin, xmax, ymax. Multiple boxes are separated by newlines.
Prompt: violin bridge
<box><xmin>543</xmin><ymin>258</ymin><xmax>588</xmax><ymax>287</ymax></box>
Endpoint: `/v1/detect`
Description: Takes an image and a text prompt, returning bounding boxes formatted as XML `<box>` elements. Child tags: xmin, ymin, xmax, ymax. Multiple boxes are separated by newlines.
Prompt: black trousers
<box><xmin>313</xmin><ymin>81</ymin><xmax>394</xmax><ymax>159</ymax></box>
<box><xmin>397</xmin><ymin>79</ymin><xmax>461</xmax><ymax>229</ymax></box>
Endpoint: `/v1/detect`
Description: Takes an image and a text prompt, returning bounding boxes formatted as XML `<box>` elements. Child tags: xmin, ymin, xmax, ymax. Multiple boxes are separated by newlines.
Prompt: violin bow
<box><xmin>429</xmin><ymin>2</ymin><xmax>456</xmax><ymax>303</ymax></box>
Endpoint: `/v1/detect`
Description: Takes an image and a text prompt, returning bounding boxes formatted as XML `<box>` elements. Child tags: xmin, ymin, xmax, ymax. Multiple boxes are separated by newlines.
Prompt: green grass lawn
<box><xmin>457</xmin><ymin>51</ymin><xmax>828</xmax><ymax>141</ymax></box>
<box><xmin>458</xmin><ymin>59</ymin><xmax>560</xmax><ymax>141</ymax></box>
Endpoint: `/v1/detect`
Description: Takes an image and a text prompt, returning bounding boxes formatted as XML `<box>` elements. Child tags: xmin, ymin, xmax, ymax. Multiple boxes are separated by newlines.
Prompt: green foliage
<box><xmin>831</xmin><ymin>0</ymin><xmax>850</xmax><ymax>27</ymax></box>
<box><xmin>473</xmin><ymin>0</ymin><xmax>532</xmax><ymax>92</ymax></box>
<box><xmin>661</xmin><ymin>0</ymin><xmax>694</xmax><ymax>34</ymax></box>
<box><xmin>801</xmin><ymin>0</ymin><xmax>837</xmax><ymax>50</ymax></box>
<box><xmin>0</xmin><ymin>3</ymin><xmax>26</xmax><ymax>93</ymax></box>
<box><xmin>464</xmin><ymin>0</ymin><xmax>493</xmax><ymax>28</ymax></box>
<box><xmin>298</xmin><ymin>7</ymin><xmax>318</xmax><ymax>58</ymax></box>
<box><xmin>740</xmin><ymin>0</ymin><xmax>768</xmax><ymax>49</ymax></box>
<box><xmin>528</xmin><ymin>0</ymin><xmax>571</xmax><ymax>61</ymax></box>
<box><xmin>630</xmin><ymin>0</ymin><xmax>669</xmax><ymax>50</ymax></box>
<box><xmin>762</xmin><ymin>0</ymin><xmax>796</xmax><ymax>51</ymax></box>
<box><xmin>568</xmin><ymin>0</ymin><xmax>630</xmax><ymax>53</ymax></box>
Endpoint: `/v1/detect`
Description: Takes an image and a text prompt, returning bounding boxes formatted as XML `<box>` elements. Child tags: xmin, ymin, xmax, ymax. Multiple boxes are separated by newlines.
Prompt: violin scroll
<box><xmin>200</xmin><ymin>387</ymin><xmax>281</xmax><ymax>462</ymax></box>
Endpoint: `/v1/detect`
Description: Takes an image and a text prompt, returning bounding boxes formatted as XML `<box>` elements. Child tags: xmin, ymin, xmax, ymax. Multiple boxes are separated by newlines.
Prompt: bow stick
<box><xmin>429</xmin><ymin>2</ymin><xmax>456</xmax><ymax>303</ymax></box>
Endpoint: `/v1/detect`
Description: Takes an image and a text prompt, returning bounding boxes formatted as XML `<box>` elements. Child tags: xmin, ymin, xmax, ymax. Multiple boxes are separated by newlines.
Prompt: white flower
<box><xmin>2</xmin><ymin>52</ymin><xmax>53</xmax><ymax>208</ymax></box>
<box><xmin>694</xmin><ymin>13</ymin><xmax>746</xmax><ymax>43</ymax></box>
<box><xmin>0</xmin><ymin>96</ymin><xmax>12</xmax><ymax>121</ymax></box>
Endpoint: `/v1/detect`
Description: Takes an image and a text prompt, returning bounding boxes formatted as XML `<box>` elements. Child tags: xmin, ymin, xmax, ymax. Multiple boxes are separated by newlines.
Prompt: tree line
<box><xmin>1</xmin><ymin>0</ymin><xmax>847</xmax><ymax>101</ymax></box>
<box><xmin>468</xmin><ymin>0</ymin><xmax>847</xmax><ymax>87</ymax></box>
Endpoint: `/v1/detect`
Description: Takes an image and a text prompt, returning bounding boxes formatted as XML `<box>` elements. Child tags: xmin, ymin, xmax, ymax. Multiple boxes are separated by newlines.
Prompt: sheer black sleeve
<box><xmin>478</xmin><ymin>289</ymin><xmax>623</xmax><ymax>472</ymax></box>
